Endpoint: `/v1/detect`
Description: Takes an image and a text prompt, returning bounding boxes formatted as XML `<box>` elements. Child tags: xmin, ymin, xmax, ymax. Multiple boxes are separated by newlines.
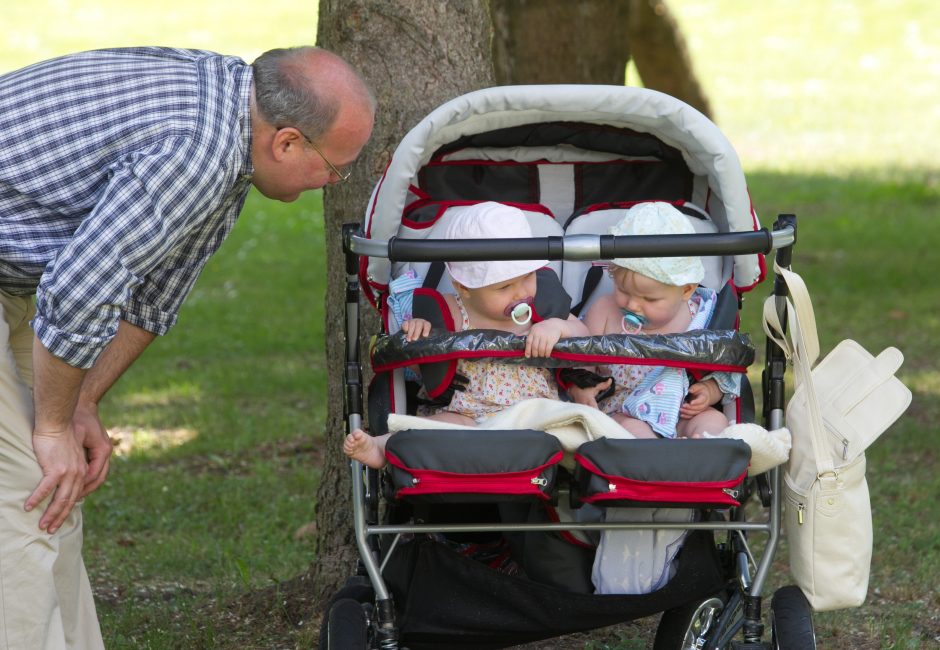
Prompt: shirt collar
<box><xmin>237</xmin><ymin>67</ymin><xmax>254</xmax><ymax>181</ymax></box>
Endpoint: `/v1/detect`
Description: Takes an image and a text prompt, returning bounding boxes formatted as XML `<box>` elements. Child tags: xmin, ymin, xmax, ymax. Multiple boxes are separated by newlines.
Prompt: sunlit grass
<box><xmin>110</xmin><ymin>426</ymin><xmax>199</xmax><ymax>457</ymax></box>
<box><xmin>672</xmin><ymin>0</ymin><xmax>940</xmax><ymax>174</ymax></box>
<box><xmin>1</xmin><ymin>0</ymin><xmax>318</xmax><ymax>73</ymax></box>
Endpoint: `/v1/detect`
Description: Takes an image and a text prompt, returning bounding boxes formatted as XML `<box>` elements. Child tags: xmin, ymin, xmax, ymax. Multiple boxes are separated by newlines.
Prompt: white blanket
<box><xmin>388</xmin><ymin>397</ymin><xmax>791</xmax><ymax>475</ymax></box>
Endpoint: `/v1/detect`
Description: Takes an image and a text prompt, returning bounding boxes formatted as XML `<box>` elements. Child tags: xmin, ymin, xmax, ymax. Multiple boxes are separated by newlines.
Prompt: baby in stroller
<box><xmin>569</xmin><ymin>201</ymin><xmax>740</xmax><ymax>440</ymax></box>
<box><xmin>344</xmin><ymin>201</ymin><xmax>587</xmax><ymax>469</ymax></box>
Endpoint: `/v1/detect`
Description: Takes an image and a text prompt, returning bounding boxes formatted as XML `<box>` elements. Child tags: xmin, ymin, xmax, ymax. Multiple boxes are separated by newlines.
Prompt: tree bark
<box><xmin>491</xmin><ymin>0</ymin><xmax>632</xmax><ymax>85</ymax></box>
<box><xmin>491</xmin><ymin>0</ymin><xmax>712</xmax><ymax>119</ymax></box>
<box><xmin>627</xmin><ymin>0</ymin><xmax>712</xmax><ymax>118</ymax></box>
<box><xmin>312</xmin><ymin>0</ymin><xmax>494</xmax><ymax>606</ymax></box>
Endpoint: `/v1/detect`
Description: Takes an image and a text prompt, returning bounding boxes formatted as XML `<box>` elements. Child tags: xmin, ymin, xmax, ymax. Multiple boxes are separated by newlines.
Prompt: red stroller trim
<box><xmin>385</xmin><ymin>450</ymin><xmax>564</xmax><ymax>500</ymax></box>
<box><xmin>574</xmin><ymin>455</ymin><xmax>747</xmax><ymax>507</ymax></box>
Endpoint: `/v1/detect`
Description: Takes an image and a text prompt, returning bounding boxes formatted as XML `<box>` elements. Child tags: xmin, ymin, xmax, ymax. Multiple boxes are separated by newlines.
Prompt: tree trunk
<box><xmin>491</xmin><ymin>0</ymin><xmax>712</xmax><ymax>119</ymax></box>
<box><xmin>312</xmin><ymin>0</ymin><xmax>494</xmax><ymax>607</ymax></box>
<box><xmin>627</xmin><ymin>0</ymin><xmax>712</xmax><ymax>118</ymax></box>
<box><xmin>491</xmin><ymin>0</ymin><xmax>632</xmax><ymax>85</ymax></box>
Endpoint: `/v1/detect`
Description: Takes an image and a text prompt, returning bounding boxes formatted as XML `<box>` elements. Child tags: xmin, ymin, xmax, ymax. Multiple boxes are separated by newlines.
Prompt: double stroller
<box><xmin>323</xmin><ymin>85</ymin><xmax>814</xmax><ymax>649</ymax></box>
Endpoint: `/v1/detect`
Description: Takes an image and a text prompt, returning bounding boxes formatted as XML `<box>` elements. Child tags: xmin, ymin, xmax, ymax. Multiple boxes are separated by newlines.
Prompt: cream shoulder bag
<box><xmin>763</xmin><ymin>261</ymin><xmax>912</xmax><ymax>611</ymax></box>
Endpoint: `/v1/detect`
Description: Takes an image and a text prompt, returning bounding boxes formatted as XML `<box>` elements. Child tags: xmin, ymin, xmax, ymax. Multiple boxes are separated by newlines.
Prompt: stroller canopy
<box><xmin>364</xmin><ymin>85</ymin><xmax>763</xmax><ymax>299</ymax></box>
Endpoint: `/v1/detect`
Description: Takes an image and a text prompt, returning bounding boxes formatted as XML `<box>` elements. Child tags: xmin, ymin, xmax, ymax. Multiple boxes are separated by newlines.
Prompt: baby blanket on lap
<box><xmin>387</xmin><ymin>398</ymin><xmax>790</xmax><ymax>475</ymax></box>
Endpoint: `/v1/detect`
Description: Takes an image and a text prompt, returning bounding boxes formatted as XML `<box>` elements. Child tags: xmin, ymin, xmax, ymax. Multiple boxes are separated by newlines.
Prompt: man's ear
<box><xmin>271</xmin><ymin>127</ymin><xmax>302</xmax><ymax>162</ymax></box>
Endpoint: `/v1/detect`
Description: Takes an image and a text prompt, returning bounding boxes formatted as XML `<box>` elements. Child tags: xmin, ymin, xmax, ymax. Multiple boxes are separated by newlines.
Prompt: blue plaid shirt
<box><xmin>0</xmin><ymin>47</ymin><xmax>254</xmax><ymax>368</ymax></box>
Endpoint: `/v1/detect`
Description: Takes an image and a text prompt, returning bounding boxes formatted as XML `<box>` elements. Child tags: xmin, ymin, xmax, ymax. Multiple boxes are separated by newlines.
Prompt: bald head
<box><xmin>252</xmin><ymin>46</ymin><xmax>375</xmax><ymax>141</ymax></box>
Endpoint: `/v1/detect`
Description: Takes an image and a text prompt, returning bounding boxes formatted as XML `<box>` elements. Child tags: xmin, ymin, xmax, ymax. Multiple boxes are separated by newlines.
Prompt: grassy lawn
<box><xmin>4</xmin><ymin>1</ymin><xmax>939</xmax><ymax>648</ymax></box>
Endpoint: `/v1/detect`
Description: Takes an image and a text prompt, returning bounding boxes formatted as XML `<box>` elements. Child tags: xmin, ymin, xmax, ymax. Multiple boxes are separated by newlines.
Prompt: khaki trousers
<box><xmin>0</xmin><ymin>290</ymin><xmax>103</xmax><ymax>649</ymax></box>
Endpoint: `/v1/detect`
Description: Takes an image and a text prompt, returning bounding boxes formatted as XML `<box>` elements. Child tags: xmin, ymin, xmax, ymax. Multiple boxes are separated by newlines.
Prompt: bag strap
<box><xmin>761</xmin><ymin>262</ymin><xmax>835</xmax><ymax>476</ymax></box>
<box><xmin>774</xmin><ymin>262</ymin><xmax>820</xmax><ymax>365</ymax></box>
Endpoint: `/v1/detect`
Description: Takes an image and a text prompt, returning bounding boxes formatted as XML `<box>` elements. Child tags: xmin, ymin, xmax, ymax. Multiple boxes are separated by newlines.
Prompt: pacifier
<box><xmin>621</xmin><ymin>310</ymin><xmax>647</xmax><ymax>334</ymax></box>
<box><xmin>505</xmin><ymin>298</ymin><xmax>534</xmax><ymax>325</ymax></box>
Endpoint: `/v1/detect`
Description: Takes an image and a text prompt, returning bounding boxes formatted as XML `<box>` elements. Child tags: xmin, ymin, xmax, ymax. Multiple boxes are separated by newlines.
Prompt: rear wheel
<box><xmin>770</xmin><ymin>586</ymin><xmax>816</xmax><ymax>650</ymax></box>
<box><xmin>653</xmin><ymin>595</ymin><xmax>728</xmax><ymax>650</ymax></box>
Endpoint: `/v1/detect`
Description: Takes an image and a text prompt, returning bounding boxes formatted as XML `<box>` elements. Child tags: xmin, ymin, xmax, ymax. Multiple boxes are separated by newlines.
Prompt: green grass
<box><xmin>4</xmin><ymin>0</ymin><xmax>940</xmax><ymax>648</ymax></box>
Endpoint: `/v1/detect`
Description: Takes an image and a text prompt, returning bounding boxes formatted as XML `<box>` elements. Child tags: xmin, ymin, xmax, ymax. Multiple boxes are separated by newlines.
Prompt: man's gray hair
<box><xmin>252</xmin><ymin>47</ymin><xmax>341</xmax><ymax>141</ymax></box>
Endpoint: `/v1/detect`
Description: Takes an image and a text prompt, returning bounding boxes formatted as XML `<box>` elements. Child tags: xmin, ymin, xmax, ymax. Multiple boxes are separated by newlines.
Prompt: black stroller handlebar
<box><xmin>347</xmin><ymin>226</ymin><xmax>795</xmax><ymax>262</ymax></box>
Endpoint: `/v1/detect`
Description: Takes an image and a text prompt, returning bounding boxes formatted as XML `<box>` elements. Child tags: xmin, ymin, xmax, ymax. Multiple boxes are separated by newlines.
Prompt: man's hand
<box><xmin>73</xmin><ymin>402</ymin><xmax>113</xmax><ymax>497</ymax></box>
<box><xmin>26</xmin><ymin>426</ymin><xmax>88</xmax><ymax>534</ymax></box>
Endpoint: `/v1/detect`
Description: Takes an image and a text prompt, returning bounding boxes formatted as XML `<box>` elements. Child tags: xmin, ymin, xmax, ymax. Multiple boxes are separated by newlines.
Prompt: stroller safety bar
<box><xmin>347</xmin><ymin>225</ymin><xmax>795</xmax><ymax>262</ymax></box>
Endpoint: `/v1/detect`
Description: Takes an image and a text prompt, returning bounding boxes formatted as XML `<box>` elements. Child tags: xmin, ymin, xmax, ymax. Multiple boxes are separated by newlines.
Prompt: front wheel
<box><xmin>770</xmin><ymin>586</ymin><xmax>816</xmax><ymax>650</ymax></box>
<box><xmin>323</xmin><ymin>597</ymin><xmax>370</xmax><ymax>650</ymax></box>
<box><xmin>653</xmin><ymin>595</ymin><xmax>727</xmax><ymax>650</ymax></box>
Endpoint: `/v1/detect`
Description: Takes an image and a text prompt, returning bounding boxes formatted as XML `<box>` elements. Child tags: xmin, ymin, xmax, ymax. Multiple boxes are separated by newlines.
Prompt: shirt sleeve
<box><xmin>32</xmin><ymin>137</ymin><xmax>237</xmax><ymax>368</ymax></box>
<box><xmin>702</xmin><ymin>371</ymin><xmax>743</xmax><ymax>403</ymax></box>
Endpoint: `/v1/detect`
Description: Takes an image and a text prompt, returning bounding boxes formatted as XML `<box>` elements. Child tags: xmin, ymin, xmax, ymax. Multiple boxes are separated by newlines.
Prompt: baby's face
<box><xmin>469</xmin><ymin>271</ymin><xmax>538</xmax><ymax>324</ymax></box>
<box><xmin>609</xmin><ymin>267</ymin><xmax>689</xmax><ymax>332</ymax></box>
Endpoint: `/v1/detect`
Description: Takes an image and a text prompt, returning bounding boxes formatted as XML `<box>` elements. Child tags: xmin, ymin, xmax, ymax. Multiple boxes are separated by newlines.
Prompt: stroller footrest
<box><xmin>573</xmin><ymin>438</ymin><xmax>751</xmax><ymax>508</ymax></box>
<box><xmin>385</xmin><ymin>428</ymin><xmax>563</xmax><ymax>503</ymax></box>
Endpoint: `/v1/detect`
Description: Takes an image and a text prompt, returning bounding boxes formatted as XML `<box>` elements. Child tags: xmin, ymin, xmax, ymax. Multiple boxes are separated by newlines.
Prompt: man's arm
<box><xmin>75</xmin><ymin>320</ymin><xmax>156</xmax><ymax>496</ymax></box>
<box><xmin>26</xmin><ymin>320</ymin><xmax>156</xmax><ymax>533</ymax></box>
<box><xmin>27</xmin><ymin>338</ymin><xmax>87</xmax><ymax>534</ymax></box>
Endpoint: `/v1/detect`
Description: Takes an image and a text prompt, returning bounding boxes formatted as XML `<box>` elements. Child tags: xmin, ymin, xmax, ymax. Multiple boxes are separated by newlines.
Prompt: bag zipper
<box><xmin>401</xmin><ymin>471</ymin><xmax>550</xmax><ymax>499</ymax></box>
<box><xmin>783</xmin><ymin>479</ymin><xmax>806</xmax><ymax>525</ymax></box>
<box><xmin>822</xmin><ymin>421</ymin><xmax>850</xmax><ymax>460</ymax></box>
<box><xmin>388</xmin><ymin>451</ymin><xmax>563</xmax><ymax>499</ymax></box>
<box><xmin>587</xmin><ymin>470</ymin><xmax>745</xmax><ymax>506</ymax></box>
<box><xmin>794</xmin><ymin>390</ymin><xmax>851</xmax><ymax>459</ymax></box>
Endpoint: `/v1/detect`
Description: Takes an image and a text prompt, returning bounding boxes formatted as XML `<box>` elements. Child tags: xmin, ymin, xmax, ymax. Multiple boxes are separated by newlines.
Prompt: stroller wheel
<box><xmin>770</xmin><ymin>586</ymin><xmax>816</xmax><ymax>650</ymax></box>
<box><xmin>322</xmin><ymin>597</ymin><xmax>370</xmax><ymax>650</ymax></box>
<box><xmin>653</xmin><ymin>594</ymin><xmax>727</xmax><ymax>650</ymax></box>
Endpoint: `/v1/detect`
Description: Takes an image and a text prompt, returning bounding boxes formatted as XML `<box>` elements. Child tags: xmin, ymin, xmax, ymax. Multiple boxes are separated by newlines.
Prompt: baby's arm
<box><xmin>679</xmin><ymin>378</ymin><xmax>723</xmax><ymax>419</ymax></box>
<box><xmin>525</xmin><ymin>313</ymin><xmax>588</xmax><ymax>358</ymax></box>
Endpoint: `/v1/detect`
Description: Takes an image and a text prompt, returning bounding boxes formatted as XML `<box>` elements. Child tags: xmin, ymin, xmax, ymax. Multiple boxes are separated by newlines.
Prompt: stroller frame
<box><xmin>335</xmin><ymin>216</ymin><xmax>803</xmax><ymax>650</ymax></box>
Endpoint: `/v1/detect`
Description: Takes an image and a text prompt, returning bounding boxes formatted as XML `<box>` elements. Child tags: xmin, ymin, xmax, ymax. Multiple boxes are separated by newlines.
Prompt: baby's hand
<box><xmin>525</xmin><ymin>319</ymin><xmax>564</xmax><ymax>358</ymax></box>
<box><xmin>401</xmin><ymin>318</ymin><xmax>432</xmax><ymax>342</ymax></box>
<box><xmin>568</xmin><ymin>379</ymin><xmax>613</xmax><ymax>409</ymax></box>
<box><xmin>679</xmin><ymin>380</ymin><xmax>721</xmax><ymax>419</ymax></box>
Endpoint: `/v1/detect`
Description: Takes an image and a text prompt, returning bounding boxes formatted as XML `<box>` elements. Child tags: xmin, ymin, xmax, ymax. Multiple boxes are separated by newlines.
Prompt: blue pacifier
<box><xmin>507</xmin><ymin>300</ymin><xmax>533</xmax><ymax>325</ymax></box>
<box><xmin>621</xmin><ymin>310</ymin><xmax>646</xmax><ymax>334</ymax></box>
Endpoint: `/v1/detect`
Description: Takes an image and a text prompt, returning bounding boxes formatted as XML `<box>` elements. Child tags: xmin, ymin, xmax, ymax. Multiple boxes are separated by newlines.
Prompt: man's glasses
<box><xmin>288</xmin><ymin>127</ymin><xmax>352</xmax><ymax>183</ymax></box>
